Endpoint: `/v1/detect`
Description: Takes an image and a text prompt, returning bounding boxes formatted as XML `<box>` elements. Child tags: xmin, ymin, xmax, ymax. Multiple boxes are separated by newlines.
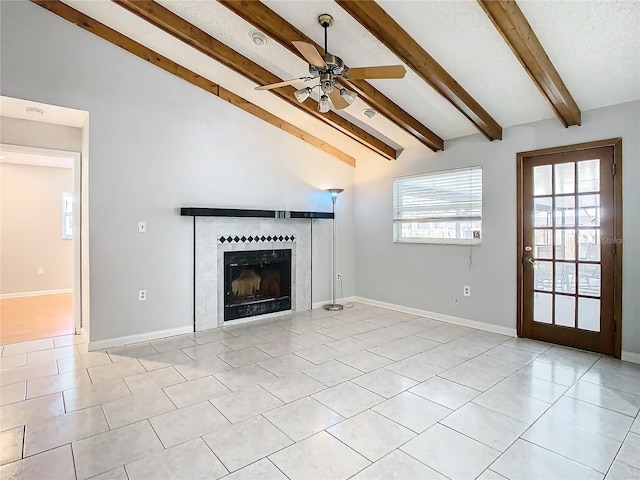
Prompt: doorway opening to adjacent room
<box><xmin>0</xmin><ymin>96</ymin><xmax>90</xmax><ymax>346</ymax></box>
<box><xmin>0</xmin><ymin>145</ymin><xmax>81</xmax><ymax>344</ymax></box>
<box><xmin>517</xmin><ymin>139</ymin><xmax>622</xmax><ymax>357</ymax></box>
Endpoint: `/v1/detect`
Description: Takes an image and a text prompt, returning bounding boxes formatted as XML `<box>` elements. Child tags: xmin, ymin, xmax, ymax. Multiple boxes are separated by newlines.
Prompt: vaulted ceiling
<box><xmin>32</xmin><ymin>0</ymin><xmax>640</xmax><ymax>165</ymax></box>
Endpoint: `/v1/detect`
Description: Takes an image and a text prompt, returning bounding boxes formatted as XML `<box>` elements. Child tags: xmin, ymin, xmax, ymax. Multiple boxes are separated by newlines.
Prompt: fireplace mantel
<box><xmin>181</xmin><ymin>207</ymin><xmax>333</xmax><ymax>219</ymax></box>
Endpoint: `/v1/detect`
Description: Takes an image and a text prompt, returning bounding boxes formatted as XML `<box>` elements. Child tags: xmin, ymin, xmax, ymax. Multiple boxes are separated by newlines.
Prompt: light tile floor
<box><xmin>1</xmin><ymin>303</ymin><xmax>639</xmax><ymax>480</ymax></box>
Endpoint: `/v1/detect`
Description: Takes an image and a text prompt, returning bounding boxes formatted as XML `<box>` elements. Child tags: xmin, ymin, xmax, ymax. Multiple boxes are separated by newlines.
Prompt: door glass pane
<box><xmin>555</xmin><ymin>230</ymin><xmax>575</xmax><ymax>260</ymax></box>
<box><xmin>577</xmin><ymin>159</ymin><xmax>600</xmax><ymax>193</ymax></box>
<box><xmin>535</xmin><ymin>261</ymin><xmax>553</xmax><ymax>292</ymax></box>
<box><xmin>534</xmin><ymin>165</ymin><xmax>552</xmax><ymax>196</ymax></box>
<box><xmin>578</xmin><ymin>230</ymin><xmax>600</xmax><ymax>261</ymax></box>
<box><xmin>555</xmin><ymin>196</ymin><xmax>575</xmax><ymax>227</ymax></box>
<box><xmin>555</xmin><ymin>262</ymin><xmax>576</xmax><ymax>294</ymax></box>
<box><xmin>555</xmin><ymin>295</ymin><xmax>575</xmax><ymax>327</ymax></box>
<box><xmin>578</xmin><ymin>194</ymin><xmax>600</xmax><ymax>227</ymax></box>
<box><xmin>578</xmin><ymin>297</ymin><xmax>600</xmax><ymax>332</ymax></box>
<box><xmin>578</xmin><ymin>264</ymin><xmax>601</xmax><ymax>297</ymax></box>
<box><xmin>535</xmin><ymin>229</ymin><xmax>553</xmax><ymax>259</ymax></box>
<box><xmin>534</xmin><ymin>197</ymin><xmax>552</xmax><ymax>227</ymax></box>
<box><xmin>534</xmin><ymin>292</ymin><xmax>552</xmax><ymax>324</ymax></box>
<box><xmin>555</xmin><ymin>162</ymin><xmax>575</xmax><ymax>194</ymax></box>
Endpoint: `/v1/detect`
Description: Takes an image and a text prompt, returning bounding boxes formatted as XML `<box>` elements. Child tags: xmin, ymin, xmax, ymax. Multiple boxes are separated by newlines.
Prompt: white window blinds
<box><xmin>393</xmin><ymin>166</ymin><xmax>482</xmax><ymax>244</ymax></box>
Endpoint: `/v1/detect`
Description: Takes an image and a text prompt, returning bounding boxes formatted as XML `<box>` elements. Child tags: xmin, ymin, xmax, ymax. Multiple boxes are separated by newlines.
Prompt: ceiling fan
<box><xmin>255</xmin><ymin>14</ymin><xmax>406</xmax><ymax>113</ymax></box>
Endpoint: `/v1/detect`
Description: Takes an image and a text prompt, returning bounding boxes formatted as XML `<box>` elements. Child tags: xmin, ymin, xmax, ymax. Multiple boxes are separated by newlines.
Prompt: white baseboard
<box><xmin>311</xmin><ymin>297</ymin><xmax>357</xmax><ymax>310</ymax></box>
<box><xmin>622</xmin><ymin>351</ymin><xmax>640</xmax><ymax>365</ymax></box>
<box><xmin>88</xmin><ymin>326</ymin><xmax>193</xmax><ymax>351</ymax></box>
<box><xmin>354</xmin><ymin>296</ymin><xmax>518</xmax><ymax>337</ymax></box>
<box><xmin>0</xmin><ymin>288</ymin><xmax>72</xmax><ymax>300</ymax></box>
<box><xmin>79</xmin><ymin>327</ymin><xmax>89</xmax><ymax>344</ymax></box>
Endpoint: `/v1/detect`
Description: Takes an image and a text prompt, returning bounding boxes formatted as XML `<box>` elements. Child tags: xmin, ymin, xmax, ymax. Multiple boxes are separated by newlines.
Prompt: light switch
<box><xmin>138</xmin><ymin>221</ymin><xmax>146</xmax><ymax>233</ymax></box>
<box><xmin>37</xmin><ymin>267</ymin><xmax>44</xmax><ymax>276</ymax></box>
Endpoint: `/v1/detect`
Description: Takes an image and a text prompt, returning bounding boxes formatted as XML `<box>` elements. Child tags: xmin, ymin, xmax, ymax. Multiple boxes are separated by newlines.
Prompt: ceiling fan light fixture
<box><xmin>318</xmin><ymin>94</ymin><xmax>331</xmax><ymax>113</ymax></box>
<box><xmin>294</xmin><ymin>87</ymin><xmax>312</xmax><ymax>103</ymax></box>
<box><xmin>339</xmin><ymin>88</ymin><xmax>357</xmax><ymax>105</ymax></box>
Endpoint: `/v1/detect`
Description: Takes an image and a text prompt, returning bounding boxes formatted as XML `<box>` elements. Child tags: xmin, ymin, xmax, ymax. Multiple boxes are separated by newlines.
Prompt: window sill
<box><xmin>394</xmin><ymin>238</ymin><xmax>482</xmax><ymax>246</ymax></box>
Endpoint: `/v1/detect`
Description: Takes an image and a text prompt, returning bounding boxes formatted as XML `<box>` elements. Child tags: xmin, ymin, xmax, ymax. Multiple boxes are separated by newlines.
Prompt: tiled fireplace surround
<box><xmin>195</xmin><ymin>217</ymin><xmax>313</xmax><ymax>331</ymax></box>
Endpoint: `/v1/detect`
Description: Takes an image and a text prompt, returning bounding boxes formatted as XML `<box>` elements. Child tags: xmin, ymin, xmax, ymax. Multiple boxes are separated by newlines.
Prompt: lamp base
<box><xmin>323</xmin><ymin>303</ymin><xmax>344</xmax><ymax>311</ymax></box>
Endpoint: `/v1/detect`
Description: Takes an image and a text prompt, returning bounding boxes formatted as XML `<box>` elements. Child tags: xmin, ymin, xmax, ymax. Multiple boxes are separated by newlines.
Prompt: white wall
<box><xmin>0</xmin><ymin>117</ymin><xmax>82</xmax><ymax>153</ymax></box>
<box><xmin>0</xmin><ymin>163</ymin><xmax>74</xmax><ymax>295</ymax></box>
<box><xmin>355</xmin><ymin>101</ymin><xmax>640</xmax><ymax>356</ymax></box>
<box><xmin>0</xmin><ymin>0</ymin><xmax>355</xmax><ymax>343</ymax></box>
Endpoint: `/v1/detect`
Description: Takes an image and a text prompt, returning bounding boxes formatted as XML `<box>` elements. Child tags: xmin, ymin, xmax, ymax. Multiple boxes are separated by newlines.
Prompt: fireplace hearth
<box><xmin>224</xmin><ymin>249</ymin><xmax>292</xmax><ymax>321</ymax></box>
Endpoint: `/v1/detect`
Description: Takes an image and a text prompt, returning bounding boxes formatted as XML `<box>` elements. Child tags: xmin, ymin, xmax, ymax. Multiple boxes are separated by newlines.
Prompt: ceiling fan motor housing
<box><xmin>309</xmin><ymin>54</ymin><xmax>345</xmax><ymax>77</ymax></box>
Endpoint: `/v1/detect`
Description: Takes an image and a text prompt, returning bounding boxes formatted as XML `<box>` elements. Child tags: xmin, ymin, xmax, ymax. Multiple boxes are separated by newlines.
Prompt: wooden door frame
<box><xmin>516</xmin><ymin>138</ymin><xmax>623</xmax><ymax>358</ymax></box>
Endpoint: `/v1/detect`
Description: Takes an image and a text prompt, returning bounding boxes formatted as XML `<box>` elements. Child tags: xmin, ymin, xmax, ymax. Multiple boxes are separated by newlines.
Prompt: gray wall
<box><xmin>1</xmin><ymin>163</ymin><xmax>74</xmax><ymax>294</ymax></box>
<box><xmin>355</xmin><ymin>101</ymin><xmax>640</xmax><ymax>355</ymax></box>
<box><xmin>0</xmin><ymin>0</ymin><xmax>355</xmax><ymax>343</ymax></box>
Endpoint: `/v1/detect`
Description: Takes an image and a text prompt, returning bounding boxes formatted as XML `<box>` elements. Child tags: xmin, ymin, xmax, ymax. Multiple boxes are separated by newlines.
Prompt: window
<box><xmin>393</xmin><ymin>166</ymin><xmax>482</xmax><ymax>244</ymax></box>
<box><xmin>62</xmin><ymin>192</ymin><xmax>73</xmax><ymax>239</ymax></box>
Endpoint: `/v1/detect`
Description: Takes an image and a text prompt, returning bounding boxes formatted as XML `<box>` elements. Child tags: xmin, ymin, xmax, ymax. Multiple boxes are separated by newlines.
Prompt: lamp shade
<box><xmin>294</xmin><ymin>87</ymin><xmax>311</xmax><ymax>103</ymax></box>
<box><xmin>318</xmin><ymin>95</ymin><xmax>331</xmax><ymax>113</ymax></box>
<box><xmin>326</xmin><ymin>188</ymin><xmax>344</xmax><ymax>199</ymax></box>
<box><xmin>339</xmin><ymin>88</ymin><xmax>357</xmax><ymax>105</ymax></box>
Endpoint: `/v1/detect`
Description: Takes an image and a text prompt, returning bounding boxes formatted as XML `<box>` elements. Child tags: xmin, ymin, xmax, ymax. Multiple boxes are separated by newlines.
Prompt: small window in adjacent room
<box><xmin>62</xmin><ymin>191</ymin><xmax>73</xmax><ymax>239</ymax></box>
<box><xmin>393</xmin><ymin>166</ymin><xmax>482</xmax><ymax>245</ymax></box>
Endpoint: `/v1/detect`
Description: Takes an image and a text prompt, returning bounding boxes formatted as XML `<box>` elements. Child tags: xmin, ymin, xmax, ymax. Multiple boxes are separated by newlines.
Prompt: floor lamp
<box><xmin>324</xmin><ymin>188</ymin><xmax>344</xmax><ymax>311</ymax></box>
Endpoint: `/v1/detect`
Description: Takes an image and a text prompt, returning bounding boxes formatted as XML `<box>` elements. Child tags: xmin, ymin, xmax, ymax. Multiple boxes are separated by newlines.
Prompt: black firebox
<box><xmin>224</xmin><ymin>249</ymin><xmax>292</xmax><ymax>321</ymax></box>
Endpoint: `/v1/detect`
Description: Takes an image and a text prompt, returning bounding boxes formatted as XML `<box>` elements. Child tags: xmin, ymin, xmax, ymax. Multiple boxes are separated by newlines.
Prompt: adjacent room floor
<box><xmin>0</xmin><ymin>303</ymin><xmax>638</xmax><ymax>479</ymax></box>
<box><xmin>0</xmin><ymin>293</ymin><xmax>73</xmax><ymax>345</ymax></box>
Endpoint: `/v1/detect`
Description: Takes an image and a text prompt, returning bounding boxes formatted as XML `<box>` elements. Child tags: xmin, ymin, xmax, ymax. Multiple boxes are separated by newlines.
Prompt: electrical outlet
<box><xmin>138</xmin><ymin>221</ymin><xmax>146</xmax><ymax>233</ymax></box>
<box><xmin>463</xmin><ymin>286</ymin><xmax>471</xmax><ymax>297</ymax></box>
<box><xmin>138</xmin><ymin>290</ymin><xmax>147</xmax><ymax>301</ymax></box>
<box><xmin>37</xmin><ymin>267</ymin><xmax>44</xmax><ymax>276</ymax></box>
<box><xmin>336</xmin><ymin>273</ymin><xmax>342</xmax><ymax>280</ymax></box>
<box><xmin>452</xmin><ymin>297</ymin><xmax>458</xmax><ymax>306</ymax></box>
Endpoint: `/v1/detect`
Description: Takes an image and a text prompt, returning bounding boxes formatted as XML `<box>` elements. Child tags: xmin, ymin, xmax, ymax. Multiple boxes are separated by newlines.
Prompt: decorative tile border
<box><xmin>217</xmin><ymin>235</ymin><xmax>296</xmax><ymax>244</ymax></box>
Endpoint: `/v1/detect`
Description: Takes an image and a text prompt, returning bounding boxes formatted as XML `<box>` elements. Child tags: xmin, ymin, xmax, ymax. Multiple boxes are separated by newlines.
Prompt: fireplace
<box><xmin>224</xmin><ymin>249</ymin><xmax>292</xmax><ymax>321</ymax></box>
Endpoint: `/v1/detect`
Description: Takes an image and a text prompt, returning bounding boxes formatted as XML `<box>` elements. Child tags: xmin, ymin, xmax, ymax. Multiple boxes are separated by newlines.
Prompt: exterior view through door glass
<box><xmin>518</xmin><ymin>139</ymin><xmax>622</xmax><ymax>357</ymax></box>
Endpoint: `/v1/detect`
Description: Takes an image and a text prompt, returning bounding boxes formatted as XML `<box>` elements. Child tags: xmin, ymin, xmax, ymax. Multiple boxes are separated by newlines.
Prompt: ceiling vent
<box><xmin>362</xmin><ymin>108</ymin><xmax>377</xmax><ymax>119</ymax></box>
<box><xmin>250</xmin><ymin>30</ymin><xmax>269</xmax><ymax>46</ymax></box>
<box><xmin>26</xmin><ymin>107</ymin><xmax>44</xmax><ymax>116</ymax></box>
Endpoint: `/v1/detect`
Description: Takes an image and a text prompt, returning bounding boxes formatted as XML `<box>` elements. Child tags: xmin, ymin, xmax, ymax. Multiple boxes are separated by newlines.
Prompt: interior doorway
<box><xmin>0</xmin><ymin>146</ymin><xmax>80</xmax><ymax>344</ymax></box>
<box><xmin>517</xmin><ymin>138</ymin><xmax>622</xmax><ymax>357</ymax></box>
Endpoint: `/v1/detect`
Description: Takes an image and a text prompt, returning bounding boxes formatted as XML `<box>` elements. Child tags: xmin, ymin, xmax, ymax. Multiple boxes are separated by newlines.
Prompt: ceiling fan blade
<box><xmin>345</xmin><ymin>65</ymin><xmax>406</xmax><ymax>80</ymax></box>
<box><xmin>329</xmin><ymin>89</ymin><xmax>349</xmax><ymax>110</ymax></box>
<box><xmin>292</xmin><ymin>41</ymin><xmax>327</xmax><ymax>68</ymax></box>
<box><xmin>255</xmin><ymin>77</ymin><xmax>310</xmax><ymax>91</ymax></box>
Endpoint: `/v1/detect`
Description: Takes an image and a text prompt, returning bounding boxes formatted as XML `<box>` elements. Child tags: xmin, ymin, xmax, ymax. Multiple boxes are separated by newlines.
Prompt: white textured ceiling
<box><xmin>518</xmin><ymin>0</ymin><xmax>640</xmax><ymax>110</ymax></box>
<box><xmin>59</xmin><ymin>0</ymin><xmax>639</xmax><ymax>162</ymax></box>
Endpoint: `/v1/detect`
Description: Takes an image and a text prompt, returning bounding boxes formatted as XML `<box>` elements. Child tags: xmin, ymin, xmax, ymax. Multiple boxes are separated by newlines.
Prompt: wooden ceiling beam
<box><xmin>336</xmin><ymin>0</ymin><xmax>503</xmax><ymax>141</ymax></box>
<box><xmin>30</xmin><ymin>0</ymin><xmax>355</xmax><ymax>166</ymax></box>
<box><xmin>218</xmin><ymin>0</ymin><xmax>444</xmax><ymax>152</ymax></box>
<box><xmin>113</xmin><ymin>0</ymin><xmax>396</xmax><ymax>160</ymax></box>
<box><xmin>477</xmin><ymin>0</ymin><xmax>581</xmax><ymax>127</ymax></box>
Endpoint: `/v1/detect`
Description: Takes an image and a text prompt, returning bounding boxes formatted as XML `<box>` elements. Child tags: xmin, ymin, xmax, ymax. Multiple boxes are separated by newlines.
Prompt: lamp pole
<box><xmin>324</xmin><ymin>189</ymin><xmax>344</xmax><ymax>311</ymax></box>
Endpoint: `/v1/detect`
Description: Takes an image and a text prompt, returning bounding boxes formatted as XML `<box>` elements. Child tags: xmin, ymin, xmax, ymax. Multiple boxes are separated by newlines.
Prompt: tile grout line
<box><xmin>3</xmin><ymin>307</ymin><xmax>639</xmax><ymax>478</ymax></box>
